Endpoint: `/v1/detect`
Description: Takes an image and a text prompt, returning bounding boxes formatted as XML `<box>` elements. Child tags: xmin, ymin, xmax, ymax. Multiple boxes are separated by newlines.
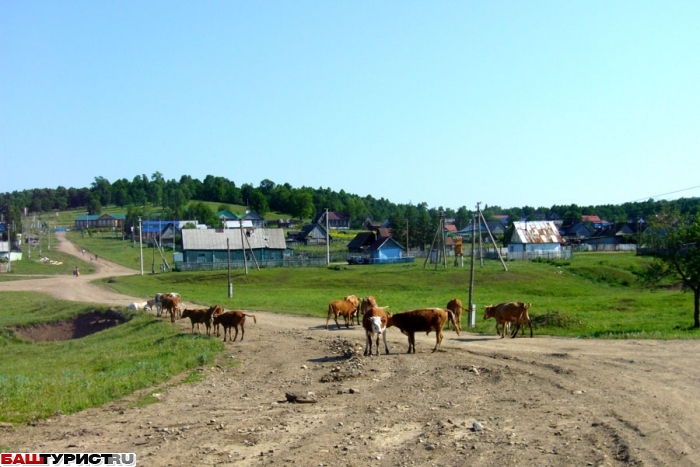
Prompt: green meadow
<box><xmin>0</xmin><ymin>292</ymin><xmax>224</xmax><ymax>424</ymax></box>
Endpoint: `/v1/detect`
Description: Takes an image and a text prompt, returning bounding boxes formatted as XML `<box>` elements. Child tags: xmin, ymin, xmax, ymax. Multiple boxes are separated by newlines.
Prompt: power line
<box><xmin>630</xmin><ymin>184</ymin><xmax>700</xmax><ymax>203</ymax></box>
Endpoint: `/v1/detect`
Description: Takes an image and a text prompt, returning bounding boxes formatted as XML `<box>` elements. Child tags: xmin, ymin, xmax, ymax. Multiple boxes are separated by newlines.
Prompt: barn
<box><xmin>180</xmin><ymin>228</ymin><xmax>288</xmax><ymax>268</ymax></box>
<box><xmin>507</xmin><ymin>221</ymin><xmax>568</xmax><ymax>260</ymax></box>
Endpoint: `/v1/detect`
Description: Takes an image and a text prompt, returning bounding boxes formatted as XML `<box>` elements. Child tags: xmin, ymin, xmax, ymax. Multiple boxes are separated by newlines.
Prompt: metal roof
<box><xmin>182</xmin><ymin>228</ymin><xmax>287</xmax><ymax>251</ymax></box>
<box><xmin>511</xmin><ymin>221</ymin><xmax>563</xmax><ymax>244</ymax></box>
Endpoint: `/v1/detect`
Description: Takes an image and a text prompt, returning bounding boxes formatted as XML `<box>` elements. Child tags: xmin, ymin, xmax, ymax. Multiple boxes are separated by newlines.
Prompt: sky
<box><xmin>1</xmin><ymin>1</ymin><xmax>699</xmax><ymax>212</ymax></box>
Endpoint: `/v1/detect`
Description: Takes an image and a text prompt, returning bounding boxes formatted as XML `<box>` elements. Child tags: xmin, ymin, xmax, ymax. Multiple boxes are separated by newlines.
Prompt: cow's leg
<box><xmin>407</xmin><ymin>332</ymin><xmax>415</xmax><ymax>353</ymax></box>
<box><xmin>240</xmin><ymin>324</ymin><xmax>245</xmax><ymax>341</ymax></box>
<box><xmin>433</xmin><ymin>330</ymin><xmax>443</xmax><ymax>353</ymax></box>
<box><xmin>326</xmin><ymin>308</ymin><xmax>333</xmax><ymax>330</ymax></box>
<box><xmin>335</xmin><ymin>314</ymin><xmax>341</xmax><ymax>329</ymax></box>
<box><xmin>382</xmin><ymin>331</ymin><xmax>390</xmax><ymax>355</ymax></box>
<box><xmin>364</xmin><ymin>332</ymin><xmax>371</xmax><ymax>356</ymax></box>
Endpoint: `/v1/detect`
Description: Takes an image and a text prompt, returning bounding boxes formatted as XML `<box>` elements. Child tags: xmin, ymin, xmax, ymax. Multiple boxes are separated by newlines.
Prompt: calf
<box><xmin>483</xmin><ymin>302</ymin><xmax>533</xmax><ymax>338</ymax></box>
<box><xmin>209</xmin><ymin>305</ymin><xmax>226</xmax><ymax>337</ymax></box>
<box><xmin>326</xmin><ymin>295</ymin><xmax>360</xmax><ymax>330</ymax></box>
<box><xmin>180</xmin><ymin>307</ymin><xmax>217</xmax><ymax>335</ymax></box>
<box><xmin>386</xmin><ymin>308</ymin><xmax>452</xmax><ymax>353</ymax></box>
<box><xmin>445</xmin><ymin>298</ymin><xmax>464</xmax><ymax>334</ymax></box>
<box><xmin>363</xmin><ymin>307</ymin><xmax>390</xmax><ymax>356</ymax></box>
<box><xmin>213</xmin><ymin>310</ymin><xmax>257</xmax><ymax>342</ymax></box>
<box><xmin>126</xmin><ymin>301</ymin><xmax>148</xmax><ymax>311</ymax></box>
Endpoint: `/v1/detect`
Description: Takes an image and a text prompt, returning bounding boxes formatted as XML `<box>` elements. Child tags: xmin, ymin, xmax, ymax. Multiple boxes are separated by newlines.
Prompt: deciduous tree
<box><xmin>641</xmin><ymin>211</ymin><xmax>700</xmax><ymax>328</ymax></box>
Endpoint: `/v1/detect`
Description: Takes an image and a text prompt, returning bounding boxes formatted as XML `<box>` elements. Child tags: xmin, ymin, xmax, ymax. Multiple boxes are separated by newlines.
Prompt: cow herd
<box><xmin>128</xmin><ymin>292</ymin><xmax>533</xmax><ymax>351</ymax></box>
<box><xmin>127</xmin><ymin>294</ymin><xmax>257</xmax><ymax>342</ymax></box>
<box><xmin>328</xmin><ymin>295</ymin><xmax>533</xmax><ymax>356</ymax></box>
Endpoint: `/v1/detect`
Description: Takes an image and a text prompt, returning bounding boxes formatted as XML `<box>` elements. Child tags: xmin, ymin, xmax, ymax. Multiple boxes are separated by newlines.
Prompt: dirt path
<box><xmin>2</xmin><ymin>234</ymin><xmax>700</xmax><ymax>466</ymax></box>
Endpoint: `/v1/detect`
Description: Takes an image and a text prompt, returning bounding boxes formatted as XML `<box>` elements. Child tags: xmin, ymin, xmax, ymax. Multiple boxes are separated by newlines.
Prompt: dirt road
<box><xmin>2</xmin><ymin>233</ymin><xmax>700</xmax><ymax>466</ymax></box>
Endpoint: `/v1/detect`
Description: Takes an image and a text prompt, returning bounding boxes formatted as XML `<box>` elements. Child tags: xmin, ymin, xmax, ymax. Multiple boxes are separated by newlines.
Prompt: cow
<box><xmin>483</xmin><ymin>302</ymin><xmax>533</xmax><ymax>338</ymax></box>
<box><xmin>445</xmin><ymin>298</ymin><xmax>465</xmax><ymax>334</ymax></box>
<box><xmin>154</xmin><ymin>293</ymin><xmax>181</xmax><ymax>317</ymax></box>
<box><xmin>213</xmin><ymin>310</ymin><xmax>257</xmax><ymax>342</ymax></box>
<box><xmin>363</xmin><ymin>307</ymin><xmax>390</xmax><ymax>356</ymax></box>
<box><xmin>326</xmin><ymin>295</ymin><xmax>360</xmax><ymax>330</ymax></box>
<box><xmin>126</xmin><ymin>301</ymin><xmax>148</xmax><ymax>311</ymax></box>
<box><xmin>386</xmin><ymin>308</ymin><xmax>453</xmax><ymax>353</ymax></box>
<box><xmin>355</xmin><ymin>296</ymin><xmax>390</xmax><ymax>325</ymax></box>
<box><xmin>180</xmin><ymin>307</ymin><xmax>218</xmax><ymax>335</ymax></box>
<box><xmin>160</xmin><ymin>295</ymin><xmax>181</xmax><ymax>323</ymax></box>
<box><xmin>145</xmin><ymin>299</ymin><xmax>155</xmax><ymax>311</ymax></box>
<box><xmin>209</xmin><ymin>305</ymin><xmax>226</xmax><ymax>337</ymax></box>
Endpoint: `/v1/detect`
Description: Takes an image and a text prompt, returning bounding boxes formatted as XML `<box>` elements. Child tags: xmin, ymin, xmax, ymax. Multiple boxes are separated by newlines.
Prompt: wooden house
<box><xmin>366</xmin><ymin>237</ymin><xmax>414</xmax><ymax>264</ymax></box>
<box><xmin>314</xmin><ymin>211</ymin><xmax>350</xmax><ymax>230</ymax></box>
<box><xmin>507</xmin><ymin>221</ymin><xmax>564</xmax><ymax>257</ymax></box>
<box><xmin>181</xmin><ymin>228</ymin><xmax>287</xmax><ymax>263</ymax></box>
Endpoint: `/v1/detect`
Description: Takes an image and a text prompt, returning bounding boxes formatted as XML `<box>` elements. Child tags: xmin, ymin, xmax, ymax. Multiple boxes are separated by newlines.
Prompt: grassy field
<box><xmin>1</xmin><ymin>230</ymin><xmax>97</xmax><ymax>279</ymax></box>
<box><xmin>0</xmin><ymin>292</ymin><xmax>224</xmax><ymax>424</ymax></box>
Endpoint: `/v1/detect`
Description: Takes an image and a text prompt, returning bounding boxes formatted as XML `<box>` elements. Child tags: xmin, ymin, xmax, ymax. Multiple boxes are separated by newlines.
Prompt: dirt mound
<box><xmin>11</xmin><ymin>309</ymin><xmax>126</xmax><ymax>342</ymax></box>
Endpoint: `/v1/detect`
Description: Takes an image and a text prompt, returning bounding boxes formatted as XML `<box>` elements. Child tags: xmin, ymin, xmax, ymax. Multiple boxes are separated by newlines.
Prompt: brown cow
<box><xmin>326</xmin><ymin>295</ymin><xmax>360</xmax><ymax>330</ymax></box>
<box><xmin>363</xmin><ymin>307</ymin><xmax>390</xmax><ymax>356</ymax></box>
<box><xmin>445</xmin><ymin>298</ymin><xmax>465</xmax><ymax>334</ymax></box>
<box><xmin>386</xmin><ymin>308</ymin><xmax>452</xmax><ymax>353</ymax></box>
<box><xmin>213</xmin><ymin>310</ymin><xmax>257</xmax><ymax>342</ymax></box>
<box><xmin>160</xmin><ymin>295</ymin><xmax>180</xmax><ymax>323</ymax></box>
<box><xmin>483</xmin><ymin>302</ymin><xmax>533</xmax><ymax>338</ymax></box>
<box><xmin>180</xmin><ymin>307</ymin><xmax>218</xmax><ymax>335</ymax></box>
<box><xmin>209</xmin><ymin>305</ymin><xmax>226</xmax><ymax>337</ymax></box>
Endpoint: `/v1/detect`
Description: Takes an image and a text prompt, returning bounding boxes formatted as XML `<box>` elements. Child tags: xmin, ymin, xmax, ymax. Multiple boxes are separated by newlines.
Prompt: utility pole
<box><xmin>468</xmin><ymin>214</ymin><xmax>476</xmax><ymax>325</ymax></box>
<box><xmin>138</xmin><ymin>217</ymin><xmax>143</xmax><ymax>275</ymax></box>
<box><xmin>240</xmin><ymin>223</ymin><xmax>248</xmax><ymax>274</ymax></box>
<box><xmin>325</xmin><ymin>208</ymin><xmax>330</xmax><ymax>265</ymax></box>
<box><xmin>227</xmin><ymin>238</ymin><xmax>232</xmax><ymax>298</ymax></box>
<box><xmin>406</xmin><ymin>219</ymin><xmax>409</xmax><ymax>254</ymax></box>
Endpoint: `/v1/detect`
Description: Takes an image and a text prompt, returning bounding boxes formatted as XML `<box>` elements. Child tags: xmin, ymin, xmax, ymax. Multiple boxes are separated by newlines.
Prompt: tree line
<box><xmin>1</xmin><ymin>173</ymin><xmax>699</xmax><ymax>249</ymax></box>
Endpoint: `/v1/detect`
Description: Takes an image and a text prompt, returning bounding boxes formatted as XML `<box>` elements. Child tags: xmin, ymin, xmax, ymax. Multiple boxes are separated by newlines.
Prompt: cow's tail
<box><xmin>245</xmin><ymin>313</ymin><xmax>257</xmax><ymax>324</ymax></box>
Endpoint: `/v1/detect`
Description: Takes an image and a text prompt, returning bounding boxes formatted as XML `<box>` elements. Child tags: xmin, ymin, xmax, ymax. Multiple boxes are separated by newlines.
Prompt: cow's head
<box><xmin>368</xmin><ymin>316</ymin><xmax>384</xmax><ymax>334</ymax></box>
<box><xmin>181</xmin><ymin>309</ymin><xmax>194</xmax><ymax>319</ymax></box>
<box><xmin>483</xmin><ymin>305</ymin><xmax>495</xmax><ymax>320</ymax></box>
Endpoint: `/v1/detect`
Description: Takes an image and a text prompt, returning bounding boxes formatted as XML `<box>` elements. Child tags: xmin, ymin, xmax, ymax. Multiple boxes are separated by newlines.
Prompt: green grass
<box><xmin>0</xmin><ymin>292</ymin><xmax>223</xmax><ymax>424</ymax></box>
<box><xmin>66</xmin><ymin>230</ymin><xmax>144</xmax><ymax>271</ymax></box>
<box><xmin>2</xmin><ymin>230</ymin><xmax>96</xmax><ymax>277</ymax></box>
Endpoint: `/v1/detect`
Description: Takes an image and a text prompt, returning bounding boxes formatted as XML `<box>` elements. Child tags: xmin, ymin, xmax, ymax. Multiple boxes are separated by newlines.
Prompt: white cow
<box><xmin>363</xmin><ymin>307</ymin><xmax>390</xmax><ymax>356</ymax></box>
<box><xmin>127</xmin><ymin>301</ymin><xmax>148</xmax><ymax>311</ymax></box>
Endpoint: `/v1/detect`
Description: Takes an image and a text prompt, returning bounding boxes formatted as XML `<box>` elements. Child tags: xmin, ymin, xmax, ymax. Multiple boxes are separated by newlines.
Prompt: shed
<box><xmin>292</xmin><ymin>224</ymin><xmax>330</xmax><ymax>246</ymax></box>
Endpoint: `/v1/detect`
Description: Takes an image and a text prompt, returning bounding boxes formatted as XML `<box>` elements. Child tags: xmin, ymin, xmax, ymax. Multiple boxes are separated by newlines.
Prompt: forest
<box><xmin>2</xmin><ymin>173</ymin><xmax>699</xmax><ymax>249</ymax></box>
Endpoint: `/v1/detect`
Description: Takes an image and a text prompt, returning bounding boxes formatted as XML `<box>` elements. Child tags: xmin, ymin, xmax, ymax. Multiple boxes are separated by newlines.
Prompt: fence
<box><xmin>504</xmin><ymin>247</ymin><xmax>573</xmax><ymax>261</ymax></box>
<box><xmin>575</xmin><ymin>244</ymin><xmax>637</xmax><ymax>252</ymax></box>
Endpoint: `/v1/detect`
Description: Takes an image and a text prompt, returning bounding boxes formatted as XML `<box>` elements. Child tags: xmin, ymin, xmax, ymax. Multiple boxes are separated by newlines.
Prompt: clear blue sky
<box><xmin>2</xmin><ymin>1</ymin><xmax>699</xmax><ymax>211</ymax></box>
